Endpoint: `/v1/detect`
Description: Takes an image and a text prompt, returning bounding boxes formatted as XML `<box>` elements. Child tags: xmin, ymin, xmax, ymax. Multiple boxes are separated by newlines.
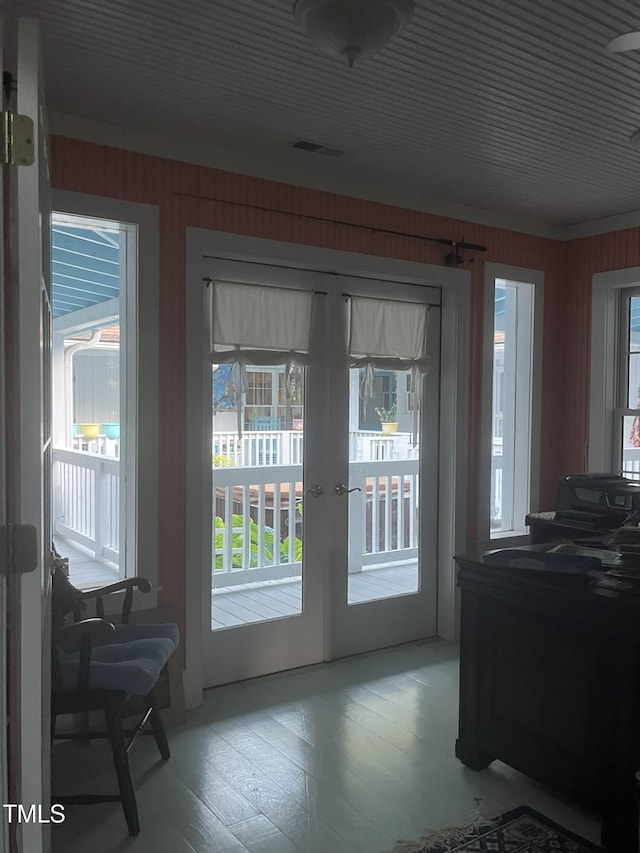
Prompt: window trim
<box><xmin>590</xmin><ymin>267</ymin><xmax>640</xmax><ymax>473</ymax></box>
<box><xmin>478</xmin><ymin>262</ymin><xmax>544</xmax><ymax>549</ymax></box>
<box><xmin>53</xmin><ymin>190</ymin><xmax>160</xmax><ymax>606</ymax></box>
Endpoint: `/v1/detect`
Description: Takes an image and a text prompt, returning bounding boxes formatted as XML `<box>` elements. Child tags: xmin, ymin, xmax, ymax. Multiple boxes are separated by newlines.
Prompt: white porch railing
<box><xmin>491</xmin><ymin>455</ymin><xmax>503</xmax><ymax>528</ymax></box>
<box><xmin>213</xmin><ymin>464</ymin><xmax>303</xmax><ymax>588</ymax></box>
<box><xmin>53</xmin><ymin>447</ymin><xmax>119</xmax><ymax>564</ymax></box>
<box><xmin>212</xmin><ymin>458</ymin><xmax>420</xmax><ymax>588</ymax></box>
<box><xmin>214</xmin><ymin>431</ymin><xmax>303</xmax><ymax>466</ymax></box>
<box><xmin>213</xmin><ymin>430</ymin><xmax>419</xmax><ymax>467</ymax></box>
<box><xmin>53</xmin><ymin>430</ymin><xmax>420</xmax><ymax>585</ymax></box>
<box><xmin>622</xmin><ymin>448</ymin><xmax>640</xmax><ymax>480</ymax></box>
<box><xmin>346</xmin><ymin>459</ymin><xmax>419</xmax><ymax>574</ymax></box>
<box><xmin>349</xmin><ymin>431</ymin><xmax>419</xmax><ymax>462</ymax></box>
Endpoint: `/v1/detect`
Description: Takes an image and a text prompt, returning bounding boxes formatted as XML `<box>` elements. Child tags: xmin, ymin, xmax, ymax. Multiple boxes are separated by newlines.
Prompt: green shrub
<box><xmin>214</xmin><ymin>513</ymin><xmax>302</xmax><ymax>570</ymax></box>
<box><xmin>213</xmin><ymin>454</ymin><xmax>235</xmax><ymax>467</ymax></box>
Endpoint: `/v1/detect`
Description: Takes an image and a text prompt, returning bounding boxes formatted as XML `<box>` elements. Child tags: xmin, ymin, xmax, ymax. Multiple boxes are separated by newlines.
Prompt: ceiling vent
<box><xmin>291</xmin><ymin>139</ymin><xmax>345</xmax><ymax>157</ymax></box>
<box><xmin>292</xmin><ymin>139</ymin><xmax>323</xmax><ymax>151</ymax></box>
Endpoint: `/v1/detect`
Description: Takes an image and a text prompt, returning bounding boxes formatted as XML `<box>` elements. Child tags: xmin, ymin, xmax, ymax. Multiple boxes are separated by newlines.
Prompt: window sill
<box><xmin>478</xmin><ymin>531</ymin><xmax>529</xmax><ymax>551</ymax></box>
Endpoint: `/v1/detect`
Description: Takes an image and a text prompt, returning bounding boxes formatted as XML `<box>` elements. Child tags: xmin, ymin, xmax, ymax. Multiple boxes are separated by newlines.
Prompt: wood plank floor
<box><xmin>212</xmin><ymin>564</ymin><xmax>419</xmax><ymax>630</ymax></box>
<box><xmin>51</xmin><ymin>640</ymin><xmax>601</xmax><ymax>853</ymax></box>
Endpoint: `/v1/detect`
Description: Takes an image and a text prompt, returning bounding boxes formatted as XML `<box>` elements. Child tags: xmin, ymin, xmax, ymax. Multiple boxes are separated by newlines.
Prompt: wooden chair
<box><xmin>51</xmin><ymin>576</ymin><xmax>179</xmax><ymax>836</ymax></box>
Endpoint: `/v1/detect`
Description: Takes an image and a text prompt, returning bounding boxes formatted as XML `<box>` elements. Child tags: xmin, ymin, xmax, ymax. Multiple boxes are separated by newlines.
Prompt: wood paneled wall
<box><xmin>51</xmin><ymin>135</ymin><xmax>568</xmax><ymax>625</ymax></box>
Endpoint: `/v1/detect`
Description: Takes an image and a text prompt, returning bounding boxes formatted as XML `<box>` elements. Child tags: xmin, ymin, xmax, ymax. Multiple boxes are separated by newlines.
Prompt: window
<box><xmin>480</xmin><ymin>264</ymin><xmax>544</xmax><ymax>543</ymax></box>
<box><xmin>277</xmin><ymin>367</ymin><xmax>303</xmax><ymax>427</ymax></box>
<box><xmin>405</xmin><ymin>372</ymin><xmax>416</xmax><ymax>411</ymax></box>
<box><xmin>244</xmin><ymin>369</ymin><xmax>273</xmax><ymax>427</ymax></box>
<box><xmin>51</xmin><ymin>212</ymin><xmax>136</xmax><ymax>585</ymax></box>
<box><xmin>357</xmin><ymin>370</ymin><xmax>394</xmax><ymax>430</ymax></box>
<box><xmin>49</xmin><ymin>202</ymin><xmax>161</xmax><ymax>594</ymax></box>
<box><xmin>614</xmin><ymin>289</ymin><xmax>640</xmax><ymax>479</ymax></box>
<box><xmin>589</xmin><ymin>269</ymin><xmax>640</xmax><ymax>477</ymax></box>
<box><xmin>241</xmin><ymin>367</ymin><xmax>304</xmax><ymax>429</ymax></box>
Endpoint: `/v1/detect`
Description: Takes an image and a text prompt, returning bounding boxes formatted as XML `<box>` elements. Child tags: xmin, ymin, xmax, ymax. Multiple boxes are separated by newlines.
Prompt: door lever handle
<box><xmin>304</xmin><ymin>484</ymin><xmax>324</xmax><ymax>497</ymax></box>
<box><xmin>334</xmin><ymin>483</ymin><xmax>362</xmax><ymax>496</ymax></box>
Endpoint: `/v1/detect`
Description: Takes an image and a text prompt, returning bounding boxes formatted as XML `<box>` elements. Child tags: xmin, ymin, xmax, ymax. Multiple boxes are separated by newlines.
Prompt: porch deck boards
<box><xmin>212</xmin><ymin>563</ymin><xmax>418</xmax><ymax>630</ymax></box>
<box><xmin>54</xmin><ymin>536</ymin><xmax>419</xmax><ymax>631</ymax></box>
<box><xmin>54</xmin><ymin>536</ymin><xmax>119</xmax><ymax>588</ymax></box>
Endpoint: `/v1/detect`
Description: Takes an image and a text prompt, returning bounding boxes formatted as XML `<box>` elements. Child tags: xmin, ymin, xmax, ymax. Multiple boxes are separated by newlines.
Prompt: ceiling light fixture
<box><xmin>293</xmin><ymin>0</ymin><xmax>414</xmax><ymax>68</ymax></box>
<box><xmin>608</xmin><ymin>31</ymin><xmax>640</xmax><ymax>53</ymax></box>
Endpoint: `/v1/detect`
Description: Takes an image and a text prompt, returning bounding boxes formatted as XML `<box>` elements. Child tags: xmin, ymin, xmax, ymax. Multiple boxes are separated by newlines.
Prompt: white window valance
<box><xmin>210</xmin><ymin>280</ymin><xmax>315</xmax><ymax>436</ymax></box>
<box><xmin>349</xmin><ymin>295</ymin><xmax>431</xmax><ymax>444</ymax></box>
<box><xmin>211</xmin><ymin>280</ymin><xmax>314</xmax><ymax>365</ymax></box>
<box><xmin>349</xmin><ymin>295</ymin><xmax>428</xmax><ymax>366</ymax></box>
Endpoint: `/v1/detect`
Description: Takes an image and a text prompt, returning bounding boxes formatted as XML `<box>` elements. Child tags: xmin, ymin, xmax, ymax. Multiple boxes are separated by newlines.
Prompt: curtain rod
<box><xmin>202</xmin><ymin>256</ymin><xmax>444</xmax><ymax>292</ymax></box>
<box><xmin>342</xmin><ymin>292</ymin><xmax>441</xmax><ymax>309</ymax></box>
<box><xmin>203</xmin><ymin>275</ymin><xmax>327</xmax><ymax>295</ymax></box>
<box><xmin>176</xmin><ymin>192</ymin><xmax>488</xmax><ymax>253</ymax></box>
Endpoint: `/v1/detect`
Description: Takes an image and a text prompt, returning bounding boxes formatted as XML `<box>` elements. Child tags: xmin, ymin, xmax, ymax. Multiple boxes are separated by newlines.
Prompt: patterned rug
<box><xmin>386</xmin><ymin>804</ymin><xmax>602</xmax><ymax>852</ymax></box>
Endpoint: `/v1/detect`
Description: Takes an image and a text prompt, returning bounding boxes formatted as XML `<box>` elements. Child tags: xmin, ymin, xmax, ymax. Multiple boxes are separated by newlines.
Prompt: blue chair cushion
<box><xmin>57</xmin><ymin>623</ymin><xmax>179</xmax><ymax>696</ymax></box>
<box><xmin>107</xmin><ymin>623</ymin><xmax>179</xmax><ymax>646</ymax></box>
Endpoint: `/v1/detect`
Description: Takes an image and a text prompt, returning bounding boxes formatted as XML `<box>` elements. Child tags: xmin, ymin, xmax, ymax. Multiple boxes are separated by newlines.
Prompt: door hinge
<box><xmin>0</xmin><ymin>111</ymin><xmax>34</xmax><ymax>166</ymax></box>
<box><xmin>0</xmin><ymin>523</ymin><xmax>38</xmax><ymax>576</ymax></box>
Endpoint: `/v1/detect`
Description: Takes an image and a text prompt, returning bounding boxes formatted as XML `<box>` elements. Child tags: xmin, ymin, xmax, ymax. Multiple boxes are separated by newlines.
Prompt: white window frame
<box><xmin>478</xmin><ymin>263</ymin><xmax>544</xmax><ymax>548</ymax></box>
<box><xmin>614</xmin><ymin>287</ymin><xmax>640</xmax><ymax>478</ymax></box>
<box><xmin>53</xmin><ymin>190</ymin><xmax>160</xmax><ymax>605</ymax></box>
<box><xmin>52</xmin><ymin>213</ymin><xmax>133</xmax><ymax>577</ymax></box>
<box><xmin>590</xmin><ymin>268</ymin><xmax>640</xmax><ymax>474</ymax></box>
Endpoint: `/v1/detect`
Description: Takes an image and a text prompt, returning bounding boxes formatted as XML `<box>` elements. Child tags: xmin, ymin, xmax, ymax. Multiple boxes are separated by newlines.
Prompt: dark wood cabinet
<box><xmin>455</xmin><ymin>554</ymin><xmax>640</xmax><ymax>852</ymax></box>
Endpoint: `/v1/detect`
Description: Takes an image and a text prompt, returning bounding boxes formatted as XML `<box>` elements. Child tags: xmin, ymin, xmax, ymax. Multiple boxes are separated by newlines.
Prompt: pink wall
<box><xmin>51</xmin><ymin>135</ymin><xmax>569</xmax><ymax>627</ymax></box>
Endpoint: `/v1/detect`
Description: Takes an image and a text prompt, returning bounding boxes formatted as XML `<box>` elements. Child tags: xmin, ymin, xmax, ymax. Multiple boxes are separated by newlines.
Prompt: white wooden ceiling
<box><xmin>17</xmin><ymin>0</ymin><xmax>640</xmax><ymax>229</ymax></box>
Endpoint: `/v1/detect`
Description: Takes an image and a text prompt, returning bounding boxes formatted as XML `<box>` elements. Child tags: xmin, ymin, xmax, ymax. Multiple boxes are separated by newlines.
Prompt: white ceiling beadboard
<box><xmin>17</xmin><ymin>0</ymin><xmax>640</xmax><ymax>228</ymax></box>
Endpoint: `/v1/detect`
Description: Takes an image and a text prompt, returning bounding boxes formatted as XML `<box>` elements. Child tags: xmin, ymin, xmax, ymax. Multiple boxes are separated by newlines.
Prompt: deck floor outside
<box><xmin>212</xmin><ymin>562</ymin><xmax>419</xmax><ymax>629</ymax></box>
<box><xmin>56</xmin><ymin>536</ymin><xmax>419</xmax><ymax>629</ymax></box>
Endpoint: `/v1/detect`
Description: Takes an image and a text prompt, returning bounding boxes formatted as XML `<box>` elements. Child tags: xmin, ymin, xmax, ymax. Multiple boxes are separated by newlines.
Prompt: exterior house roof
<box><xmin>52</xmin><ymin>219</ymin><xmax>120</xmax><ymax>319</ymax></box>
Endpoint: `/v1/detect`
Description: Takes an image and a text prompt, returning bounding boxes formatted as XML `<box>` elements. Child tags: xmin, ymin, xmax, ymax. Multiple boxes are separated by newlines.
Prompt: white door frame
<box><xmin>0</xmin><ymin>17</ymin><xmax>8</xmax><ymax>852</ymax></box>
<box><xmin>5</xmin><ymin>18</ymin><xmax>51</xmax><ymax>853</ymax></box>
<box><xmin>184</xmin><ymin>228</ymin><xmax>470</xmax><ymax>708</ymax></box>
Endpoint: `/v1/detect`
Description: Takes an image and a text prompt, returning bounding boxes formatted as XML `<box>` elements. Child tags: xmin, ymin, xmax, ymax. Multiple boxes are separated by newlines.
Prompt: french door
<box><xmin>199</xmin><ymin>260</ymin><xmax>440</xmax><ymax>687</ymax></box>
<box><xmin>2</xmin><ymin>18</ymin><xmax>52</xmax><ymax>853</ymax></box>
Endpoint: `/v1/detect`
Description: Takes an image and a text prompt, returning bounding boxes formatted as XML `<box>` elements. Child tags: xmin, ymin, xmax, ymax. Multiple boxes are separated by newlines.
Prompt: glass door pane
<box><xmin>347</xmin><ymin>367</ymin><xmax>419</xmax><ymax>604</ymax></box>
<box><xmin>211</xmin><ymin>363</ymin><xmax>305</xmax><ymax>629</ymax></box>
<box><xmin>198</xmin><ymin>259</ymin><xmax>328</xmax><ymax>689</ymax></box>
<box><xmin>330</xmin><ymin>276</ymin><xmax>440</xmax><ymax>660</ymax></box>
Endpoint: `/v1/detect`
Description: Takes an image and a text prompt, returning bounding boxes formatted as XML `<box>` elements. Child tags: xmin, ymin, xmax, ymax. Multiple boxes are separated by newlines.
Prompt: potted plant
<box><xmin>375</xmin><ymin>402</ymin><xmax>398</xmax><ymax>435</ymax></box>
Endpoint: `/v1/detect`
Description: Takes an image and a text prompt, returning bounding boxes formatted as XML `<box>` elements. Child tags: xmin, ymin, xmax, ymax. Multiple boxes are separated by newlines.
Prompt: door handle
<box><xmin>334</xmin><ymin>483</ymin><xmax>362</xmax><ymax>496</ymax></box>
<box><xmin>304</xmin><ymin>484</ymin><xmax>324</xmax><ymax>497</ymax></box>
